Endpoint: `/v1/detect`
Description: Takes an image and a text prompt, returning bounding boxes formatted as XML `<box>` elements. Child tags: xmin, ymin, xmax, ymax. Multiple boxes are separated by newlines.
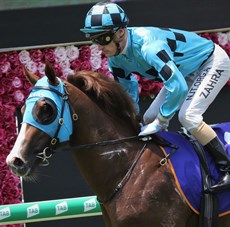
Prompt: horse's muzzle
<box><xmin>7</xmin><ymin>157</ymin><xmax>30</xmax><ymax>177</ymax></box>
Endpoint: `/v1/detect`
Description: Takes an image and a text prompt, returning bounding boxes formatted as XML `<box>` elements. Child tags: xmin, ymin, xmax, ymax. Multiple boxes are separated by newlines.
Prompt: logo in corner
<box><xmin>0</xmin><ymin>207</ymin><xmax>11</xmax><ymax>220</ymax></box>
<box><xmin>27</xmin><ymin>204</ymin><xmax>39</xmax><ymax>218</ymax></box>
<box><xmin>84</xmin><ymin>198</ymin><xmax>96</xmax><ymax>212</ymax></box>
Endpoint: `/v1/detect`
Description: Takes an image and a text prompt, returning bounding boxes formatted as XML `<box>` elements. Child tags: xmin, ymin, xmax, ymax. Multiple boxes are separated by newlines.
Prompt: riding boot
<box><xmin>204</xmin><ymin>136</ymin><xmax>230</xmax><ymax>192</ymax></box>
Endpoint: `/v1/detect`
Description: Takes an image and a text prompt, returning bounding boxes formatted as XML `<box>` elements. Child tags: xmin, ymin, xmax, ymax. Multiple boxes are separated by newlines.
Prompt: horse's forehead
<box><xmin>22</xmin><ymin>79</ymin><xmax>73</xmax><ymax>142</ymax></box>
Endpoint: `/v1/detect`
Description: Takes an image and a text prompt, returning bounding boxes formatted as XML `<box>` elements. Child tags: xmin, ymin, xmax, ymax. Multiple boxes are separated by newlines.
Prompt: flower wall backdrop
<box><xmin>0</xmin><ymin>31</ymin><xmax>229</xmax><ymax>226</ymax></box>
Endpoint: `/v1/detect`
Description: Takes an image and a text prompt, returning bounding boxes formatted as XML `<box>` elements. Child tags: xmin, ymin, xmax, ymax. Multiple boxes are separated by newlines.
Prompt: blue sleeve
<box><xmin>141</xmin><ymin>40</ymin><xmax>188</xmax><ymax>118</ymax></box>
<box><xmin>108</xmin><ymin>61</ymin><xmax>140</xmax><ymax>113</ymax></box>
<box><xmin>117</xmin><ymin>75</ymin><xmax>140</xmax><ymax>113</ymax></box>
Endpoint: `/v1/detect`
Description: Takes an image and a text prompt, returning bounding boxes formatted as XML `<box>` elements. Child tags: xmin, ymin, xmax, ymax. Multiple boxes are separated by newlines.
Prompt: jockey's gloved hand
<box><xmin>138</xmin><ymin>113</ymin><xmax>168</xmax><ymax>136</ymax></box>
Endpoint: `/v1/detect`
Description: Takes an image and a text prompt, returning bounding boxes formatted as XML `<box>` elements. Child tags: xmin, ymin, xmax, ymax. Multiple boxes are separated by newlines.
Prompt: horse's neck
<box><xmin>69</xmin><ymin>85</ymin><xmax>135</xmax><ymax>145</ymax></box>
<box><xmin>68</xmin><ymin>86</ymin><xmax>140</xmax><ymax>199</ymax></box>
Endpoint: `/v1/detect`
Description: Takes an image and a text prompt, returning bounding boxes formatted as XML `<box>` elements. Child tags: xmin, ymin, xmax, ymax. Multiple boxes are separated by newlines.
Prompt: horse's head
<box><xmin>6</xmin><ymin>63</ymin><xmax>74</xmax><ymax>180</ymax></box>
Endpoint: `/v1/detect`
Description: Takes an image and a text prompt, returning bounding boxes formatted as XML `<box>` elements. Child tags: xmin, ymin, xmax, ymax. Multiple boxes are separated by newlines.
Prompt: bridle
<box><xmin>30</xmin><ymin>81</ymin><xmax>177</xmax><ymax>204</ymax></box>
<box><xmin>31</xmin><ymin>82</ymin><xmax>78</xmax><ymax>166</ymax></box>
<box><xmin>31</xmin><ymin>81</ymin><xmax>150</xmax><ymax>166</ymax></box>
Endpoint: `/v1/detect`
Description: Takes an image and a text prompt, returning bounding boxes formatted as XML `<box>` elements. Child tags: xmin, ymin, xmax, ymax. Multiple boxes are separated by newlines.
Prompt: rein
<box><xmin>32</xmin><ymin>82</ymin><xmax>177</xmax><ymax>205</ymax></box>
<box><xmin>98</xmin><ymin>142</ymin><xmax>149</xmax><ymax>205</ymax></box>
<box><xmin>73</xmin><ymin>135</ymin><xmax>152</xmax><ymax>149</ymax></box>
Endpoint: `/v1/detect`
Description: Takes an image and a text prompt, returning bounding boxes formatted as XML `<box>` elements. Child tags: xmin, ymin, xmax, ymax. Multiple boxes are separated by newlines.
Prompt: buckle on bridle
<box><xmin>159</xmin><ymin>157</ymin><xmax>168</xmax><ymax>166</ymax></box>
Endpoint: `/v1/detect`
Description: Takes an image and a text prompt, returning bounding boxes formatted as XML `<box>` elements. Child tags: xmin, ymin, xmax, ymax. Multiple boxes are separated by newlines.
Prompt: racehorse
<box><xmin>6</xmin><ymin>63</ymin><xmax>230</xmax><ymax>227</ymax></box>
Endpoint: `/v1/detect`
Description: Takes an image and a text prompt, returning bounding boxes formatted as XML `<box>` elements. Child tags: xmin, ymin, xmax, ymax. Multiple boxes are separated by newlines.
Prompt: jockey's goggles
<box><xmin>86</xmin><ymin>30</ymin><xmax>116</xmax><ymax>46</ymax></box>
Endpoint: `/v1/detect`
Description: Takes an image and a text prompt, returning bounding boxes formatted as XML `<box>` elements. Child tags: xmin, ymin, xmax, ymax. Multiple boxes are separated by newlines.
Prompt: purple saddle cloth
<box><xmin>158</xmin><ymin>122</ymin><xmax>230</xmax><ymax>216</ymax></box>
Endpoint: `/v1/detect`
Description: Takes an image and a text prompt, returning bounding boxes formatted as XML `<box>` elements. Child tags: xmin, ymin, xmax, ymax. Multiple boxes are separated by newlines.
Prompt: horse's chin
<box><xmin>11</xmin><ymin>166</ymin><xmax>40</xmax><ymax>182</ymax></box>
<box><xmin>9</xmin><ymin>158</ymin><xmax>42</xmax><ymax>182</ymax></box>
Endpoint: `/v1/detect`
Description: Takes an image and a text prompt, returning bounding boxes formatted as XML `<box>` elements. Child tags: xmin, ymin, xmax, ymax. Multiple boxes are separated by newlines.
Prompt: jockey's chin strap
<box><xmin>34</xmin><ymin>83</ymin><xmax>78</xmax><ymax>166</ymax></box>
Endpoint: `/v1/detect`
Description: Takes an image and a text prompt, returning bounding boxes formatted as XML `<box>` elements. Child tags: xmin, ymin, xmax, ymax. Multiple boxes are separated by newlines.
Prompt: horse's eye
<box><xmin>32</xmin><ymin>98</ymin><xmax>57</xmax><ymax>125</ymax></box>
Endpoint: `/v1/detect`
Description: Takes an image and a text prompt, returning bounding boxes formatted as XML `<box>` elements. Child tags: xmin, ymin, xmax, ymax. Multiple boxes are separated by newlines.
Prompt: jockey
<box><xmin>81</xmin><ymin>1</ymin><xmax>230</xmax><ymax>191</ymax></box>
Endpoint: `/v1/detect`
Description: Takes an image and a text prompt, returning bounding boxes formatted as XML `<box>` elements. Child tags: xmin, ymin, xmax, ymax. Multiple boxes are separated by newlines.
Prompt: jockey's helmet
<box><xmin>80</xmin><ymin>2</ymin><xmax>129</xmax><ymax>35</ymax></box>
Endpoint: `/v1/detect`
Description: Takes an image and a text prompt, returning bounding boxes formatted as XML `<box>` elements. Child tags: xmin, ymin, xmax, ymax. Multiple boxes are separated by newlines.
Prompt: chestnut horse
<box><xmin>6</xmin><ymin>63</ymin><xmax>230</xmax><ymax>227</ymax></box>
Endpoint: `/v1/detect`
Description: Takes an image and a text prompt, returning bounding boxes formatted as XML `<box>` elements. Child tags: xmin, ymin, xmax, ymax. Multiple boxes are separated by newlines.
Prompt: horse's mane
<box><xmin>67</xmin><ymin>71</ymin><xmax>140</xmax><ymax>132</ymax></box>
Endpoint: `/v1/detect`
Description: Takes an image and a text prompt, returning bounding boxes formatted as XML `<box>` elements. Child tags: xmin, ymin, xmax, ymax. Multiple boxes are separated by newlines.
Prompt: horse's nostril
<box><xmin>9</xmin><ymin>157</ymin><xmax>28</xmax><ymax>177</ymax></box>
<box><xmin>11</xmin><ymin>157</ymin><xmax>25</xmax><ymax>168</ymax></box>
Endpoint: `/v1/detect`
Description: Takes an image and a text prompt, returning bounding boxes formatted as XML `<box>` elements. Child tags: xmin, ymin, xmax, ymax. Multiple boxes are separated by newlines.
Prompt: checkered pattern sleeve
<box><xmin>108</xmin><ymin>61</ymin><xmax>140</xmax><ymax>113</ymax></box>
<box><xmin>141</xmin><ymin>40</ymin><xmax>188</xmax><ymax>118</ymax></box>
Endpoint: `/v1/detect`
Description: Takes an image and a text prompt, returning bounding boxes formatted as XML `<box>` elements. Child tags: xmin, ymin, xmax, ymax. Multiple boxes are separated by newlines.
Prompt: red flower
<box><xmin>223</xmin><ymin>43</ymin><xmax>230</xmax><ymax>57</ymax></box>
<box><xmin>30</xmin><ymin>49</ymin><xmax>44</xmax><ymax>62</ymax></box>
<box><xmin>7</xmin><ymin>51</ymin><xmax>20</xmax><ymax>68</ymax></box>
<box><xmin>79</xmin><ymin>46</ymin><xmax>91</xmax><ymax>61</ymax></box>
<box><xmin>12</xmin><ymin>65</ymin><xmax>24</xmax><ymax>77</ymax></box>
<box><xmin>71</xmin><ymin>58</ymin><xmax>82</xmax><ymax>71</ymax></box>
<box><xmin>43</xmin><ymin>48</ymin><xmax>56</xmax><ymax>63</ymax></box>
<box><xmin>51</xmin><ymin>62</ymin><xmax>63</xmax><ymax>77</ymax></box>
<box><xmin>0</xmin><ymin>54</ymin><xmax>8</xmax><ymax>63</ymax></box>
<box><xmin>80</xmin><ymin>61</ymin><xmax>92</xmax><ymax>70</ymax></box>
<box><xmin>200</xmin><ymin>32</ymin><xmax>212</xmax><ymax>40</ymax></box>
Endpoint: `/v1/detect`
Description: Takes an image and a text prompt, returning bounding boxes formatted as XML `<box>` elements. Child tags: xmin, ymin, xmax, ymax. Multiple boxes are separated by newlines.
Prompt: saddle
<box><xmin>156</xmin><ymin>122</ymin><xmax>230</xmax><ymax>227</ymax></box>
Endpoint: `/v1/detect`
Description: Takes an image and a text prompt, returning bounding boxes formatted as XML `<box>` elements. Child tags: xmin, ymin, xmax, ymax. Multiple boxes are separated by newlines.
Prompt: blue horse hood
<box><xmin>23</xmin><ymin>76</ymin><xmax>73</xmax><ymax>142</ymax></box>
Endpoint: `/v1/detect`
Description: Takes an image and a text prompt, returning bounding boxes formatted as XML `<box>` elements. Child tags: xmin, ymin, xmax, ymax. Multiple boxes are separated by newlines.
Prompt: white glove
<box><xmin>139</xmin><ymin>113</ymin><xmax>169</xmax><ymax>136</ymax></box>
<box><xmin>139</xmin><ymin>119</ymin><xmax>164</xmax><ymax>136</ymax></box>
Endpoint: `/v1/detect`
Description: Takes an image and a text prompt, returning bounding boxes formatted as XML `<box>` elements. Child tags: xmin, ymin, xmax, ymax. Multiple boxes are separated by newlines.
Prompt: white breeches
<box><xmin>143</xmin><ymin>44</ymin><xmax>230</xmax><ymax>132</ymax></box>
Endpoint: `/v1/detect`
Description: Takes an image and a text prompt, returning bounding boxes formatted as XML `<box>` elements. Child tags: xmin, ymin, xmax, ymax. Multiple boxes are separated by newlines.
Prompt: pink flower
<box><xmin>13</xmin><ymin>90</ymin><xmax>25</xmax><ymax>105</ymax></box>
<box><xmin>62</xmin><ymin>68</ymin><xmax>74</xmax><ymax>79</ymax></box>
<box><xmin>66</xmin><ymin>45</ymin><xmax>79</xmax><ymax>61</ymax></box>
<box><xmin>25</xmin><ymin>61</ymin><xmax>38</xmax><ymax>74</ymax></box>
<box><xmin>18</xmin><ymin>50</ymin><xmax>31</xmax><ymax>64</ymax></box>
<box><xmin>217</xmin><ymin>32</ymin><xmax>229</xmax><ymax>46</ymax></box>
<box><xmin>90</xmin><ymin>55</ymin><xmax>102</xmax><ymax>70</ymax></box>
<box><xmin>100</xmin><ymin>57</ymin><xmax>109</xmax><ymax>71</ymax></box>
<box><xmin>54</xmin><ymin>47</ymin><xmax>67</xmax><ymax>62</ymax></box>
<box><xmin>0</xmin><ymin>61</ymin><xmax>11</xmax><ymax>73</ymax></box>
<box><xmin>30</xmin><ymin>49</ymin><xmax>44</xmax><ymax>62</ymax></box>
<box><xmin>37</xmin><ymin>62</ymin><xmax>46</xmax><ymax>76</ymax></box>
<box><xmin>12</xmin><ymin>77</ymin><xmax>23</xmax><ymax>89</ymax></box>
<box><xmin>59</xmin><ymin>59</ymin><xmax>71</xmax><ymax>71</ymax></box>
<box><xmin>59</xmin><ymin>59</ymin><xmax>74</xmax><ymax>78</ymax></box>
<box><xmin>90</xmin><ymin>44</ymin><xmax>102</xmax><ymax>57</ymax></box>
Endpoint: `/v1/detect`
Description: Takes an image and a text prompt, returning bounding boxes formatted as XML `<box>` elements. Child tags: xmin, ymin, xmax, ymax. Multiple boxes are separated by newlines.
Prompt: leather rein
<box><xmin>33</xmin><ymin>82</ymin><xmax>152</xmax><ymax>166</ymax></box>
<box><xmin>32</xmin><ymin>82</ymin><xmax>175</xmax><ymax>205</ymax></box>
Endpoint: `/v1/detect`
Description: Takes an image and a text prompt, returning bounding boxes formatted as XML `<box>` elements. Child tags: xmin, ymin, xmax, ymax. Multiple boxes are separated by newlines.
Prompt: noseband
<box><xmin>31</xmin><ymin>83</ymin><xmax>78</xmax><ymax>166</ymax></box>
